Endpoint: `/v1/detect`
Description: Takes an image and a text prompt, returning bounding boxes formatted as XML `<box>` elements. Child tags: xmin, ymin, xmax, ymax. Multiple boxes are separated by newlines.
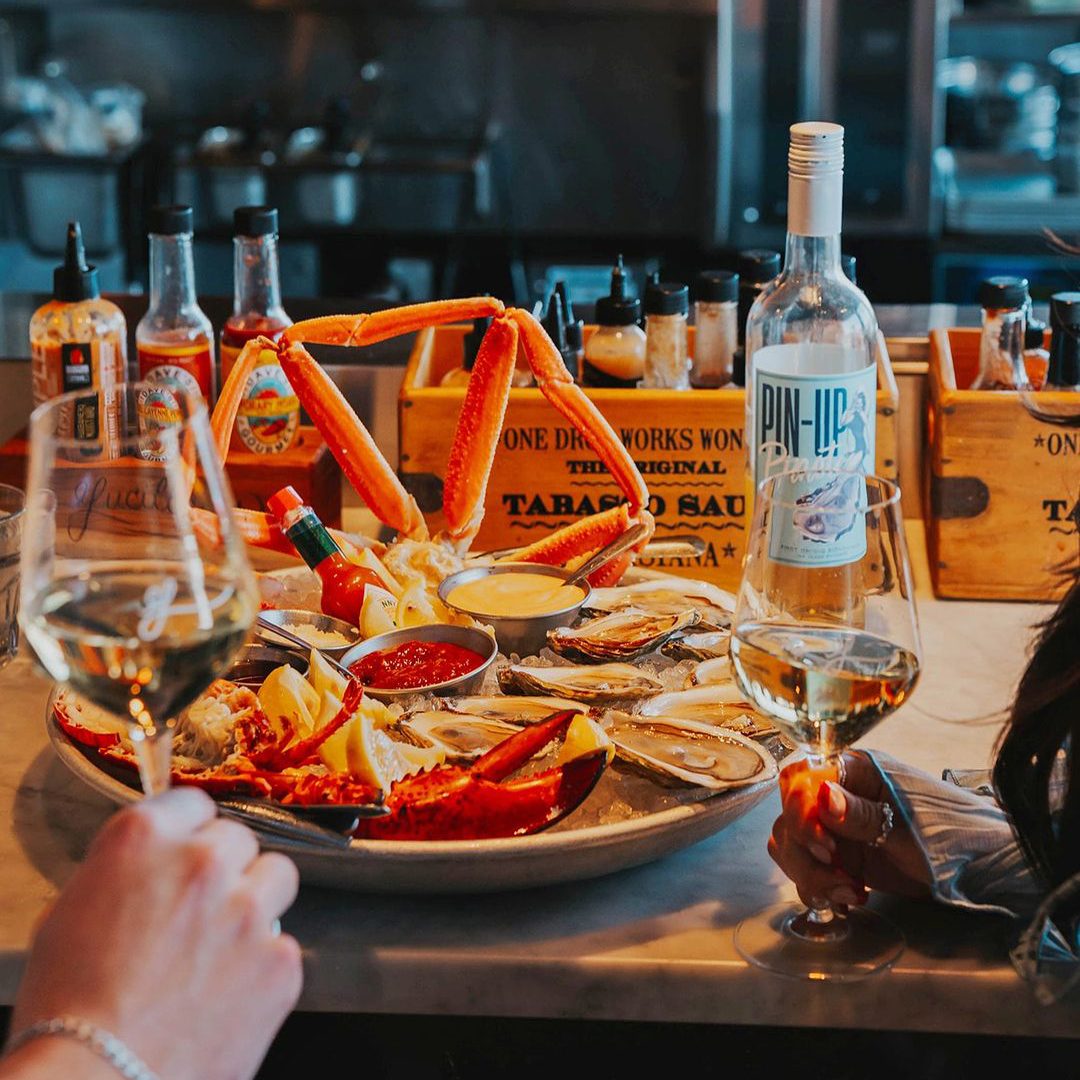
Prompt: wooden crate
<box><xmin>400</xmin><ymin>325</ymin><xmax>899</xmax><ymax>590</ymax></box>
<box><xmin>926</xmin><ymin>328</ymin><xmax>1078</xmax><ymax>601</ymax></box>
<box><xmin>0</xmin><ymin>424</ymin><xmax>342</xmax><ymax>528</ymax></box>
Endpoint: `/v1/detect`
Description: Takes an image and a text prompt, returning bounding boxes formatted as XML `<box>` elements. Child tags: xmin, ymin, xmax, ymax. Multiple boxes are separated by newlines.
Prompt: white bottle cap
<box><xmin>787</xmin><ymin>121</ymin><xmax>844</xmax><ymax>237</ymax></box>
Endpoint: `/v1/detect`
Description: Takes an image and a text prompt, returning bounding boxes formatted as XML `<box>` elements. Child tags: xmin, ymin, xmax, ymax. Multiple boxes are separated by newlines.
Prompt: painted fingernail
<box><xmin>809</xmin><ymin>842</ymin><xmax>833</xmax><ymax>864</ymax></box>
<box><xmin>832</xmin><ymin>886</ymin><xmax>859</xmax><ymax>907</ymax></box>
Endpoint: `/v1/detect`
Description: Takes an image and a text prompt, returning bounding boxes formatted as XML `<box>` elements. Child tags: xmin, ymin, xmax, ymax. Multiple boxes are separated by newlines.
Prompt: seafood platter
<box><xmin>47</xmin><ymin>297</ymin><xmax>789</xmax><ymax>893</ymax></box>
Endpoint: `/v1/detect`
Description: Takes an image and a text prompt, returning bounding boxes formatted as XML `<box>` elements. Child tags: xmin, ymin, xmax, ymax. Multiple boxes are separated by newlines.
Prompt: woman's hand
<box><xmin>4</xmin><ymin>789</ymin><xmax>302</xmax><ymax>1080</ymax></box>
<box><xmin>769</xmin><ymin>751</ymin><xmax>932</xmax><ymax>909</ymax></box>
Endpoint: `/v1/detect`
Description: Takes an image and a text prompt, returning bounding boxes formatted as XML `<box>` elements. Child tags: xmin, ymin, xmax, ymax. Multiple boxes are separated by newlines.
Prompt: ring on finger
<box><xmin>869</xmin><ymin>802</ymin><xmax>895</xmax><ymax>848</ymax></box>
<box><xmin>270</xmin><ymin>918</ymin><xmax>281</xmax><ymax>938</ymax></box>
<box><xmin>836</xmin><ymin>755</ymin><xmax>847</xmax><ymax>788</ymax></box>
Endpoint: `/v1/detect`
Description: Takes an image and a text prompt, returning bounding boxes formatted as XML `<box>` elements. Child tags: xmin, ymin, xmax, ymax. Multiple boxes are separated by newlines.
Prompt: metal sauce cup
<box><xmin>338</xmin><ymin>623</ymin><xmax>498</xmax><ymax>703</ymax></box>
<box><xmin>255</xmin><ymin>608</ymin><xmax>362</xmax><ymax>658</ymax></box>
<box><xmin>438</xmin><ymin>564</ymin><xmax>590</xmax><ymax>658</ymax></box>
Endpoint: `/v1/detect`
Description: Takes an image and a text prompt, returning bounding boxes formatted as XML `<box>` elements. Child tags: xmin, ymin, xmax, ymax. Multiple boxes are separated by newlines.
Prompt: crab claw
<box><xmin>351</xmin><ymin>710</ymin><xmax>607</xmax><ymax>841</ymax></box>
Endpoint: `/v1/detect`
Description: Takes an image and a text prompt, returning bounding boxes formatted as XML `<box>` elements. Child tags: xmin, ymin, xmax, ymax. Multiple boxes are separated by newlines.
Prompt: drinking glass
<box><xmin>0</xmin><ymin>484</ymin><xmax>26</xmax><ymax>671</ymax></box>
<box><xmin>730</xmin><ymin>466</ymin><xmax>922</xmax><ymax>981</ymax></box>
<box><xmin>20</xmin><ymin>383</ymin><xmax>258</xmax><ymax>796</ymax></box>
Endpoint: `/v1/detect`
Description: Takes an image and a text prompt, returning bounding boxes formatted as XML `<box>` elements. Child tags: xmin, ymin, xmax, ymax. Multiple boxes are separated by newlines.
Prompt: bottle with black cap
<box><xmin>582</xmin><ymin>255</ymin><xmax>646</xmax><ymax>388</ymax></box>
<box><xmin>136</xmin><ymin>205</ymin><xmax>215</xmax><ymax>401</ymax></box>
<box><xmin>642</xmin><ymin>278</ymin><xmax>690</xmax><ymax>389</ymax></box>
<box><xmin>555</xmin><ymin>280</ymin><xmax>585</xmax><ymax>380</ymax></box>
<box><xmin>972</xmin><ymin>276</ymin><xmax>1028</xmax><ymax>391</ymax></box>
<box><xmin>439</xmin><ymin>303</ymin><xmax>494</xmax><ymax>387</ymax></box>
<box><xmin>731</xmin><ymin>249</ymin><xmax>780</xmax><ymax>386</ymax></box>
<box><xmin>220</xmin><ymin>206</ymin><xmax>299</xmax><ymax>454</ymax></box>
<box><xmin>1023</xmin><ymin>315</ymin><xmax>1049</xmax><ymax>390</ymax></box>
<box><xmin>30</xmin><ymin>221</ymin><xmax>127</xmax><ymax>406</ymax></box>
<box><xmin>1047</xmin><ymin>292</ymin><xmax>1080</xmax><ymax>392</ymax></box>
<box><xmin>692</xmin><ymin>270</ymin><xmax>738</xmax><ymax>388</ymax></box>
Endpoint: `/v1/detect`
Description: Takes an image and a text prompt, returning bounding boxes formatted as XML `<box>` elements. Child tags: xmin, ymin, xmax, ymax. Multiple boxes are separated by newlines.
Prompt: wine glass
<box><xmin>730</xmin><ymin>466</ymin><xmax>922</xmax><ymax>981</ymax></box>
<box><xmin>20</xmin><ymin>383</ymin><xmax>259</xmax><ymax>797</ymax></box>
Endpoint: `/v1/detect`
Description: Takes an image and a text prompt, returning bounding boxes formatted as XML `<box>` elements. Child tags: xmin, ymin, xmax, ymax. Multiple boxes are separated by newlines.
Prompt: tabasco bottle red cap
<box><xmin>267</xmin><ymin>486</ymin><xmax>305</xmax><ymax>521</ymax></box>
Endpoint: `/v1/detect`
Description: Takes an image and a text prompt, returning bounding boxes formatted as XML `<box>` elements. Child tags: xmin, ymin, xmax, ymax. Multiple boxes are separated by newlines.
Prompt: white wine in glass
<box><xmin>730</xmin><ymin>467</ymin><xmax>921</xmax><ymax>980</ymax></box>
<box><xmin>20</xmin><ymin>383</ymin><xmax>258</xmax><ymax>797</ymax></box>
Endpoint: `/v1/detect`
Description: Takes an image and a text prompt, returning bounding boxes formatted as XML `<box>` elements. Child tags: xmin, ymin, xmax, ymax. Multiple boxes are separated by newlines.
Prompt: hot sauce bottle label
<box><xmin>135</xmin><ymin>385</ymin><xmax>183</xmax><ymax>461</ymax></box>
<box><xmin>31</xmin><ymin>336</ymin><xmax>124</xmax><ymax>406</ymax></box>
<box><xmin>234</xmin><ymin>356</ymin><xmax>300</xmax><ymax>455</ymax></box>
<box><xmin>137</xmin><ymin>342</ymin><xmax>214</xmax><ymax>401</ymax></box>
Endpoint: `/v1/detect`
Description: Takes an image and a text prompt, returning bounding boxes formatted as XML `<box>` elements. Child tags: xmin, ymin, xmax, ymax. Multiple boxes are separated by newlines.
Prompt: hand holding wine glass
<box><xmin>20</xmin><ymin>383</ymin><xmax>258</xmax><ymax>796</ymax></box>
<box><xmin>730</xmin><ymin>466</ymin><xmax>922</xmax><ymax>980</ymax></box>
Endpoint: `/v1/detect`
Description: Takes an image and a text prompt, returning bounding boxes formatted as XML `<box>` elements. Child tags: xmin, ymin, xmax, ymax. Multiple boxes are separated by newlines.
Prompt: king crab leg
<box><xmin>201</xmin><ymin>296</ymin><xmax>653</xmax><ymax>584</ymax></box>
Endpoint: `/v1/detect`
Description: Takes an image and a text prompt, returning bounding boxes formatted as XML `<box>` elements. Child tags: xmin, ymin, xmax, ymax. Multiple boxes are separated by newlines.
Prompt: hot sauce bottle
<box><xmin>267</xmin><ymin>486</ymin><xmax>382</xmax><ymax>627</ymax></box>
<box><xmin>30</xmin><ymin>221</ymin><xmax>127</xmax><ymax>407</ymax></box>
<box><xmin>220</xmin><ymin>206</ymin><xmax>298</xmax><ymax>454</ymax></box>
<box><xmin>136</xmin><ymin>205</ymin><xmax>215</xmax><ymax>402</ymax></box>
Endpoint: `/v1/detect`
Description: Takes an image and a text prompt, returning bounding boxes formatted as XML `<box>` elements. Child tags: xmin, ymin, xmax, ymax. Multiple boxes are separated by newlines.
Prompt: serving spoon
<box><xmin>562</xmin><ymin>521</ymin><xmax>653</xmax><ymax>590</ymax></box>
<box><xmin>255</xmin><ymin>614</ymin><xmax>358</xmax><ymax>684</ymax></box>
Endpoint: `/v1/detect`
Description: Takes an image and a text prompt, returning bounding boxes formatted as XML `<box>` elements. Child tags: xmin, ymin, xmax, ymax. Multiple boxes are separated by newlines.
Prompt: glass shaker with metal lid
<box><xmin>972</xmin><ymin>276</ymin><xmax>1029</xmax><ymax>391</ymax></box>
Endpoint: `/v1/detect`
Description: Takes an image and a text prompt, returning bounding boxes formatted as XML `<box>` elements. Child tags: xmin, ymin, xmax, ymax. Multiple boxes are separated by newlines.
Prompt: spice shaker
<box><xmin>641</xmin><ymin>280</ymin><xmax>690</xmax><ymax>390</ymax></box>
<box><xmin>732</xmin><ymin>249</ymin><xmax>781</xmax><ymax>386</ymax></box>
<box><xmin>972</xmin><ymin>276</ymin><xmax>1029</xmax><ymax>391</ymax></box>
<box><xmin>1023</xmin><ymin>317</ymin><xmax>1049</xmax><ymax>391</ymax></box>
<box><xmin>692</xmin><ymin>270</ymin><xmax>738</xmax><ymax>388</ymax></box>
<box><xmin>1046</xmin><ymin>292</ymin><xmax>1080</xmax><ymax>391</ymax></box>
<box><xmin>582</xmin><ymin>255</ymin><xmax>645</xmax><ymax>388</ymax></box>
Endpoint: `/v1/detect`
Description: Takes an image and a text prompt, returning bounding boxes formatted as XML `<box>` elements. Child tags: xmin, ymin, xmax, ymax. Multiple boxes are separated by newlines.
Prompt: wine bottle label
<box><xmin>752</xmin><ymin>343</ymin><xmax>876</xmax><ymax>568</ymax></box>
<box><xmin>285</xmin><ymin>516</ymin><xmax>341</xmax><ymax>570</ymax></box>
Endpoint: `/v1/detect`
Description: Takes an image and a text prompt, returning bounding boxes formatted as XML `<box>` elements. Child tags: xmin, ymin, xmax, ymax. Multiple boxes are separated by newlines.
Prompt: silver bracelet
<box><xmin>3</xmin><ymin>1016</ymin><xmax>160</xmax><ymax>1080</ymax></box>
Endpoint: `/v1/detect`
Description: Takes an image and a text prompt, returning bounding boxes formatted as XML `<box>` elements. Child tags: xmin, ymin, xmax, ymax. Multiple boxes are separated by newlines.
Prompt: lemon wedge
<box><xmin>351</xmin><ymin>547</ymin><xmax>401</xmax><ymax>596</ymax></box>
<box><xmin>343</xmin><ymin>697</ymin><xmax>441</xmax><ymax>791</ymax></box>
<box><xmin>556</xmin><ymin>714</ymin><xmax>615</xmax><ymax>767</ymax></box>
<box><xmin>314</xmin><ymin>691</ymin><xmax>348</xmax><ymax>772</ymax></box>
<box><xmin>258</xmin><ymin>665</ymin><xmax>320</xmax><ymax>739</ymax></box>
<box><xmin>307</xmin><ymin>648</ymin><xmax>349</xmax><ymax>702</ymax></box>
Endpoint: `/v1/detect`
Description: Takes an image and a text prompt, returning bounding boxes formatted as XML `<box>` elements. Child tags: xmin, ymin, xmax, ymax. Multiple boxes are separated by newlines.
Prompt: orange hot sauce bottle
<box><xmin>267</xmin><ymin>486</ymin><xmax>382</xmax><ymax>627</ymax></box>
<box><xmin>220</xmin><ymin>206</ymin><xmax>298</xmax><ymax>454</ymax></box>
<box><xmin>136</xmin><ymin>205</ymin><xmax>216</xmax><ymax>401</ymax></box>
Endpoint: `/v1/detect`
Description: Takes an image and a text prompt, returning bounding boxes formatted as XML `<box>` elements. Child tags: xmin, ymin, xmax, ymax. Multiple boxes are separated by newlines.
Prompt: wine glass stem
<box><xmin>131</xmin><ymin>725</ymin><xmax>173</xmax><ymax>798</ymax></box>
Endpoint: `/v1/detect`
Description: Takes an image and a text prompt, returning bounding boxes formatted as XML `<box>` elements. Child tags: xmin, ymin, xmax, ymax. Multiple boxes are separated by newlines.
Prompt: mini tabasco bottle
<box><xmin>267</xmin><ymin>486</ymin><xmax>383</xmax><ymax>627</ymax></box>
<box><xmin>220</xmin><ymin>206</ymin><xmax>298</xmax><ymax>455</ymax></box>
<box><xmin>30</xmin><ymin>221</ymin><xmax>127</xmax><ymax>407</ymax></box>
<box><xmin>136</xmin><ymin>205</ymin><xmax>215</xmax><ymax>401</ymax></box>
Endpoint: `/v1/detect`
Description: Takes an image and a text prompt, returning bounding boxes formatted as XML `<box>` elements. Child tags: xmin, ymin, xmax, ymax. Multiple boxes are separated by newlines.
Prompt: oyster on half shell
<box><xmin>547</xmin><ymin>610</ymin><xmax>699</xmax><ymax>663</ymax></box>
<box><xmin>498</xmin><ymin>662</ymin><xmax>663</xmax><ymax>704</ymax></box>
<box><xmin>442</xmin><ymin>695</ymin><xmax>586</xmax><ymax>724</ymax></box>
<box><xmin>601</xmin><ymin>711</ymin><xmax>777</xmax><ymax>790</ymax></box>
<box><xmin>640</xmin><ymin>686</ymin><xmax>777</xmax><ymax>738</ymax></box>
<box><xmin>399</xmin><ymin>711</ymin><xmax>521</xmax><ymax>761</ymax></box>
<box><xmin>660</xmin><ymin>630</ymin><xmax>730</xmax><ymax>662</ymax></box>
<box><xmin>687</xmin><ymin>656</ymin><xmax>734</xmax><ymax>686</ymax></box>
<box><xmin>584</xmin><ymin>577</ymin><xmax>734</xmax><ymax>634</ymax></box>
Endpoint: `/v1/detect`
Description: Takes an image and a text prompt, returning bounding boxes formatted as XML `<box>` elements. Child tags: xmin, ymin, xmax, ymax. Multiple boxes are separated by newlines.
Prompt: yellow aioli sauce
<box><xmin>447</xmin><ymin>573</ymin><xmax>586</xmax><ymax>618</ymax></box>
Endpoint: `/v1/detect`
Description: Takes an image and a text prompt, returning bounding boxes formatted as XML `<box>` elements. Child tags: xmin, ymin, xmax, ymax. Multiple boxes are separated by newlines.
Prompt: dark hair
<box><xmin>993</xmin><ymin>568</ymin><xmax>1080</xmax><ymax>890</ymax></box>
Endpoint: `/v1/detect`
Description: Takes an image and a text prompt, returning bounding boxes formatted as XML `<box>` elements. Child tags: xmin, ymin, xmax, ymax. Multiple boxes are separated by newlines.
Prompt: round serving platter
<box><xmin>46</xmin><ymin>689</ymin><xmax>778</xmax><ymax>894</ymax></box>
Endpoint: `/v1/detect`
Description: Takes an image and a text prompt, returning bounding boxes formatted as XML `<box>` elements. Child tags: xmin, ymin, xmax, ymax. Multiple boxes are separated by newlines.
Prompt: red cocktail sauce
<box><xmin>349</xmin><ymin>640</ymin><xmax>486</xmax><ymax>690</ymax></box>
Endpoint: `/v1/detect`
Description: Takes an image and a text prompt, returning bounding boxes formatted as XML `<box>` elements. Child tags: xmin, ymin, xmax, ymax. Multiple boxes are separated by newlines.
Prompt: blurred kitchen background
<box><xmin>0</xmin><ymin>0</ymin><xmax>1077</xmax><ymax>308</ymax></box>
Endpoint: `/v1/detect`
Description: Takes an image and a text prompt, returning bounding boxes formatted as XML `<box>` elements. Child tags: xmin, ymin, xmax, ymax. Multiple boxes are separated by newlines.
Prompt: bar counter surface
<box><xmin>0</xmin><ymin>528</ymin><xmax>1076</xmax><ymax>1041</ymax></box>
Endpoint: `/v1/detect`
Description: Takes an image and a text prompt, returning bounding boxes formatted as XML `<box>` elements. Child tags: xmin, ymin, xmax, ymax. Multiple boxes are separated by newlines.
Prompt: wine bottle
<box><xmin>745</xmin><ymin>122</ymin><xmax>878</xmax><ymax>568</ymax></box>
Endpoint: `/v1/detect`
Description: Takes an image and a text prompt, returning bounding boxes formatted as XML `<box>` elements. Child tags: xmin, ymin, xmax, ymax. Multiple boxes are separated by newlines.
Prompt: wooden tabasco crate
<box><xmin>400</xmin><ymin>325</ymin><xmax>899</xmax><ymax>591</ymax></box>
<box><xmin>926</xmin><ymin>328</ymin><xmax>1078</xmax><ymax>601</ymax></box>
<box><xmin>0</xmin><ymin>424</ymin><xmax>342</xmax><ymax>528</ymax></box>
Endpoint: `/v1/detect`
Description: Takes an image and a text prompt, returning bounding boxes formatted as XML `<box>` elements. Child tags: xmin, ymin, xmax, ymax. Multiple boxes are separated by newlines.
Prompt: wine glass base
<box><xmin>734</xmin><ymin>902</ymin><xmax>905</xmax><ymax>982</ymax></box>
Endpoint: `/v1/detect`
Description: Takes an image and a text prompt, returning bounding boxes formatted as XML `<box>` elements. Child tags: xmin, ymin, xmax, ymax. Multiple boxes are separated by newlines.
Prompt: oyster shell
<box><xmin>640</xmin><ymin>686</ymin><xmax>776</xmax><ymax>738</ymax></box>
<box><xmin>399</xmin><ymin>711</ymin><xmax>520</xmax><ymax>761</ymax></box>
<box><xmin>584</xmin><ymin>577</ymin><xmax>734</xmax><ymax>633</ymax></box>
<box><xmin>660</xmin><ymin>630</ymin><xmax>730</xmax><ymax>662</ymax></box>
<box><xmin>686</xmin><ymin>656</ymin><xmax>733</xmax><ymax>686</ymax></box>
<box><xmin>498</xmin><ymin>662</ymin><xmax>663</xmax><ymax>704</ymax></box>
<box><xmin>547</xmin><ymin>610</ymin><xmax>699</xmax><ymax>663</ymax></box>
<box><xmin>443</xmin><ymin>695</ymin><xmax>586</xmax><ymax>723</ymax></box>
<box><xmin>601</xmin><ymin>711</ymin><xmax>777</xmax><ymax>789</ymax></box>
